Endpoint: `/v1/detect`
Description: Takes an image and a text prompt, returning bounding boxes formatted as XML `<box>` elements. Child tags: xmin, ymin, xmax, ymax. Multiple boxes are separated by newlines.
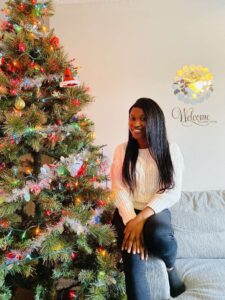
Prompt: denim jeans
<box><xmin>112</xmin><ymin>208</ymin><xmax>177</xmax><ymax>300</ymax></box>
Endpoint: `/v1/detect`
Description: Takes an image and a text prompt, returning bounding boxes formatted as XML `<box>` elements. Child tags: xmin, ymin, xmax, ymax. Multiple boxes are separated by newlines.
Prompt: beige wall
<box><xmin>51</xmin><ymin>0</ymin><xmax>225</xmax><ymax>191</ymax></box>
<box><xmin>2</xmin><ymin>0</ymin><xmax>225</xmax><ymax>191</ymax></box>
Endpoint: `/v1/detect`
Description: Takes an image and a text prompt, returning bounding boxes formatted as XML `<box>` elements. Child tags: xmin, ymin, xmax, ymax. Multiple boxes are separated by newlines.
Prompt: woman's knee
<box><xmin>143</xmin><ymin>210</ymin><xmax>177</xmax><ymax>252</ymax></box>
<box><xmin>151</xmin><ymin>230</ymin><xmax>177</xmax><ymax>251</ymax></box>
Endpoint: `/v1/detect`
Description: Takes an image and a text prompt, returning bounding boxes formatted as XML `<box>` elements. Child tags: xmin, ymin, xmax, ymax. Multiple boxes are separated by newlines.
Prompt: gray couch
<box><xmin>146</xmin><ymin>190</ymin><xmax>225</xmax><ymax>300</ymax></box>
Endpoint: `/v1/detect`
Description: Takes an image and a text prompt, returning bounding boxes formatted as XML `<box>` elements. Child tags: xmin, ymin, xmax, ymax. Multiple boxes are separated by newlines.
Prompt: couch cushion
<box><xmin>171</xmin><ymin>258</ymin><xmax>225</xmax><ymax>300</ymax></box>
<box><xmin>146</xmin><ymin>256</ymin><xmax>170</xmax><ymax>300</ymax></box>
<box><xmin>170</xmin><ymin>191</ymin><xmax>225</xmax><ymax>258</ymax></box>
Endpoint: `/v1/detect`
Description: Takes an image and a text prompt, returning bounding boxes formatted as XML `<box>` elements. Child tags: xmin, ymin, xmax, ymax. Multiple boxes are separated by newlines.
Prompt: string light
<box><xmin>29</xmin><ymin>32</ymin><xmax>35</xmax><ymax>39</ymax></box>
<box><xmin>12</xmin><ymin>60</ymin><xmax>19</xmax><ymax>67</ymax></box>
<box><xmin>74</xmin><ymin>197</ymin><xmax>81</xmax><ymax>205</ymax></box>
<box><xmin>34</xmin><ymin>227</ymin><xmax>40</xmax><ymax>236</ymax></box>
<box><xmin>41</xmin><ymin>26</ymin><xmax>48</xmax><ymax>33</ymax></box>
<box><xmin>97</xmin><ymin>247</ymin><xmax>107</xmax><ymax>257</ymax></box>
<box><xmin>24</xmin><ymin>166</ymin><xmax>33</xmax><ymax>175</ymax></box>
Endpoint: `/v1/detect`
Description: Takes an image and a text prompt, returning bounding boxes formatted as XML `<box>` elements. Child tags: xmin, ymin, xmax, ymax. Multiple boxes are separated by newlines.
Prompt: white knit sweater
<box><xmin>110</xmin><ymin>142</ymin><xmax>184</xmax><ymax>225</ymax></box>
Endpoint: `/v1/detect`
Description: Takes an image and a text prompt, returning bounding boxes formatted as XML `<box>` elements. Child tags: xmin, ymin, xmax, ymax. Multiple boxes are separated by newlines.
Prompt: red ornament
<box><xmin>97</xmin><ymin>200</ymin><xmax>106</xmax><ymax>207</ymax></box>
<box><xmin>6</xmin><ymin>63</ymin><xmax>15</xmax><ymax>73</ymax></box>
<box><xmin>9</xmin><ymin>89</ymin><xmax>17</xmax><ymax>96</ymax></box>
<box><xmin>62</xmin><ymin>209</ymin><xmax>69</xmax><ymax>216</ymax></box>
<box><xmin>4</xmin><ymin>21</ymin><xmax>13</xmax><ymax>32</ymax></box>
<box><xmin>18</xmin><ymin>42</ymin><xmax>26</xmax><ymax>52</ymax></box>
<box><xmin>50</xmin><ymin>36</ymin><xmax>60</xmax><ymax>48</ymax></box>
<box><xmin>0</xmin><ymin>57</ymin><xmax>5</xmax><ymax>66</ymax></box>
<box><xmin>45</xmin><ymin>210</ymin><xmax>52</xmax><ymax>217</ymax></box>
<box><xmin>71</xmin><ymin>252</ymin><xmax>78</xmax><ymax>260</ymax></box>
<box><xmin>6</xmin><ymin>252</ymin><xmax>15</xmax><ymax>259</ymax></box>
<box><xmin>15</xmin><ymin>254</ymin><xmax>22</xmax><ymax>260</ymax></box>
<box><xmin>32</xmin><ymin>0</ymin><xmax>37</xmax><ymax>4</ymax></box>
<box><xmin>6</xmin><ymin>252</ymin><xmax>22</xmax><ymax>260</ymax></box>
<box><xmin>49</xmin><ymin>133</ymin><xmax>60</xmax><ymax>143</ymax></box>
<box><xmin>72</xmin><ymin>99</ymin><xmax>80</xmax><ymax>106</ymax></box>
<box><xmin>76</xmin><ymin>164</ymin><xmax>86</xmax><ymax>178</ymax></box>
<box><xmin>30</xmin><ymin>61</ymin><xmax>35</xmax><ymax>68</ymax></box>
<box><xmin>60</xmin><ymin>68</ymin><xmax>78</xmax><ymax>88</ymax></box>
<box><xmin>69</xmin><ymin>290</ymin><xmax>76</xmax><ymax>299</ymax></box>
<box><xmin>40</xmin><ymin>67</ymin><xmax>45</xmax><ymax>73</ymax></box>
<box><xmin>0</xmin><ymin>219</ymin><xmax>9</xmax><ymax>228</ymax></box>
<box><xmin>18</xmin><ymin>3</ymin><xmax>25</xmax><ymax>11</ymax></box>
<box><xmin>10</xmin><ymin>78</ymin><xmax>21</xmax><ymax>86</ymax></box>
<box><xmin>56</xmin><ymin>119</ymin><xmax>62</xmax><ymax>125</ymax></box>
<box><xmin>48</xmin><ymin>163</ymin><xmax>57</xmax><ymax>168</ymax></box>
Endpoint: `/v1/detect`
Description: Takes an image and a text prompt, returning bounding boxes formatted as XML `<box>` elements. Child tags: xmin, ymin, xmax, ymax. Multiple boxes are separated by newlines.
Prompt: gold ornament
<box><xmin>0</xmin><ymin>86</ymin><xmax>7</xmax><ymax>95</ymax></box>
<box><xmin>23</xmin><ymin>201</ymin><xmax>35</xmax><ymax>217</ymax></box>
<box><xmin>15</xmin><ymin>97</ymin><xmax>26</xmax><ymax>110</ymax></box>
<box><xmin>88</xmin><ymin>131</ymin><xmax>96</xmax><ymax>141</ymax></box>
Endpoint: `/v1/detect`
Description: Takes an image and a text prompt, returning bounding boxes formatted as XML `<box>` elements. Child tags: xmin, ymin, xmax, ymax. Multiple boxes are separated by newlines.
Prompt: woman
<box><xmin>111</xmin><ymin>98</ymin><xmax>185</xmax><ymax>300</ymax></box>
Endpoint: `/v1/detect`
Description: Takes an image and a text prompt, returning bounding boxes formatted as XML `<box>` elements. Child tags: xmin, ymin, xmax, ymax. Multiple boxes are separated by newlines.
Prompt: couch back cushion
<box><xmin>170</xmin><ymin>190</ymin><xmax>225</xmax><ymax>258</ymax></box>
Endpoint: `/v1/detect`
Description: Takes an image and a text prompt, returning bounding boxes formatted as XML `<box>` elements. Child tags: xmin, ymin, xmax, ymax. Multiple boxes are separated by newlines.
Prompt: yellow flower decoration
<box><xmin>173</xmin><ymin>65</ymin><xmax>213</xmax><ymax>103</ymax></box>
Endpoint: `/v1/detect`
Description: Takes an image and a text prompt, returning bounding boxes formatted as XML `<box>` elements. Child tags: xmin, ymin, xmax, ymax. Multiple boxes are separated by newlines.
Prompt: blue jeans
<box><xmin>112</xmin><ymin>208</ymin><xmax>177</xmax><ymax>300</ymax></box>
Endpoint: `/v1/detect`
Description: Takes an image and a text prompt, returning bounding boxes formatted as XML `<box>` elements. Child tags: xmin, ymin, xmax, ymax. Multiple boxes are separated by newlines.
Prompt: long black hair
<box><xmin>122</xmin><ymin>98</ymin><xmax>174</xmax><ymax>194</ymax></box>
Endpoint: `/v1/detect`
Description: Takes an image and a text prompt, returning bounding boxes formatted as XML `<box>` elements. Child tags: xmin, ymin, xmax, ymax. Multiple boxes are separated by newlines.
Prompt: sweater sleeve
<box><xmin>147</xmin><ymin>143</ymin><xmax>184</xmax><ymax>213</ymax></box>
<box><xmin>110</xmin><ymin>144</ymin><xmax>136</xmax><ymax>225</ymax></box>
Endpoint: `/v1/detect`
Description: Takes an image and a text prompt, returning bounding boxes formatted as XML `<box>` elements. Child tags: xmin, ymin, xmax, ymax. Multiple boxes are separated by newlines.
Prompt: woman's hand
<box><xmin>121</xmin><ymin>207</ymin><xmax>155</xmax><ymax>260</ymax></box>
<box><xmin>122</xmin><ymin>217</ymin><xmax>148</xmax><ymax>260</ymax></box>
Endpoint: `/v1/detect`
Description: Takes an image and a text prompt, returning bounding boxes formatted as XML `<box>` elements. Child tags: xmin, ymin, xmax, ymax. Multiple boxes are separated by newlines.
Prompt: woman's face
<box><xmin>129</xmin><ymin>107</ymin><xmax>147</xmax><ymax>146</ymax></box>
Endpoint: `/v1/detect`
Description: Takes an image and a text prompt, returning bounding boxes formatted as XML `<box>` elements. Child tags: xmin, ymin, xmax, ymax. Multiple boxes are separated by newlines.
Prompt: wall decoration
<box><xmin>173</xmin><ymin>65</ymin><xmax>213</xmax><ymax>104</ymax></box>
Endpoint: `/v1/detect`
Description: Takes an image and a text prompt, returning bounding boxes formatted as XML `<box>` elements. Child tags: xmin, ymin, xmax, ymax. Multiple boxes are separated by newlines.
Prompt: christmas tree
<box><xmin>0</xmin><ymin>1</ymin><xmax>125</xmax><ymax>299</ymax></box>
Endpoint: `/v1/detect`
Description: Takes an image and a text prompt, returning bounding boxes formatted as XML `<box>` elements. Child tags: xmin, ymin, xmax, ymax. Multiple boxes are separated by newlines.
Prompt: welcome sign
<box><xmin>172</xmin><ymin>107</ymin><xmax>216</xmax><ymax>127</ymax></box>
<box><xmin>172</xmin><ymin>65</ymin><xmax>216</xmax><ymax>126</ymax></box>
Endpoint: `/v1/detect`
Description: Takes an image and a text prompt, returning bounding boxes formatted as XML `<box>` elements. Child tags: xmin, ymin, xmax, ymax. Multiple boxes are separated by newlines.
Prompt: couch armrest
<box><xmin>146</xmin><ymin>256</ymin><xmax>170</xmax><ymax>300</ymax></box>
